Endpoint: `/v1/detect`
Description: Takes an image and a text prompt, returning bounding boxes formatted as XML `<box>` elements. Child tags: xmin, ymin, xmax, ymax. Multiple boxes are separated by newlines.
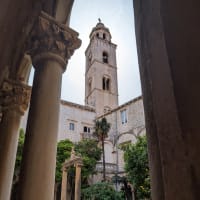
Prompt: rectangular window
<box><xmin>121</xmin><ymin>109</ymin><xmax>127</xmax><ymax>124</ymax></box>
<box><xmin>69</xmin><ymin>123</ymin><xmax>75</xmax><ymax>131</ymax></box>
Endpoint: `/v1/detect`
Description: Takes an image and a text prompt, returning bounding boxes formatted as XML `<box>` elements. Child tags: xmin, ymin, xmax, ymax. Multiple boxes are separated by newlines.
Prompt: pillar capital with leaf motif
<box><xmin>27</xmin><ymin>11</ymin><xmax>81</xmax><ymax>72</ymax></box>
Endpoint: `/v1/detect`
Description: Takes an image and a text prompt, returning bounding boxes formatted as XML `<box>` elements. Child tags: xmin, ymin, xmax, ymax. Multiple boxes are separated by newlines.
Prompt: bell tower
<box><xmin>85</xmin><ymin>20</ymin><xmax>118</xmax><ymax>116</ymax></box>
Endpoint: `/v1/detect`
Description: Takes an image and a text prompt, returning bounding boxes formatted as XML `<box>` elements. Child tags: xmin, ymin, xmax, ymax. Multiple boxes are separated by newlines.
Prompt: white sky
<box><xmin>61</xmin><ymin>0</ymin><xmax>141</xmax><ymax>105</ymax></box>
<box><xmin>29</xmin><ymin>0</ymin><xmax>141</xmax><ymax>105</ymax></box>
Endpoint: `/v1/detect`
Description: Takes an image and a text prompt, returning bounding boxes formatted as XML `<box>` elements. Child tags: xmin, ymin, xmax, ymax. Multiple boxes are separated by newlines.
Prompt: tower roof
<box><xmin>89</xmin><ymin>19</ymin><xmax>111</xmax><ymax>39</ymax></box>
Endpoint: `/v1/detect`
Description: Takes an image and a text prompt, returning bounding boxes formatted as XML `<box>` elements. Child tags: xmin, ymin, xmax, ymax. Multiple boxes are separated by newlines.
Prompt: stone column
<box><xmin>18</xmin><ymin>11</ymin><xmax>81</xmax><ymax>200</ymax></box>
<box><xmin>74</xmin><ymin>162</ymin><xmax>83</xmax><ymax>200</ymax></box>
<box><xmin>0</xmin><ymin>79</ymin><xmax>31</xmax><ymax>200</ymax></box>
<box><xmin>133</xmin><ymin>0</ymin><xmax>200</xmax><ymax>199</ymax></box>
<box><xmin>61</xmin><ymin>167</ymin><xmax>68</xmax><ymax>200</ymax></box>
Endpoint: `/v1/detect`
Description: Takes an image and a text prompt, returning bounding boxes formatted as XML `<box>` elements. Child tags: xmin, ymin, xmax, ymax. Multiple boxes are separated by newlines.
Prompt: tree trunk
<box><xmin>102</xmin><ymin>139</ymin><xmax>106</xmax><ymax>181</ymax></box>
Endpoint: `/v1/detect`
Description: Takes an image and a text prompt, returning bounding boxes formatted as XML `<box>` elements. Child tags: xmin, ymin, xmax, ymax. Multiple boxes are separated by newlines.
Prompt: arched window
<box><xmin>103</xmin><ymin>33</ymin><xmax>106</xmax><ymax>39</ymax></box>
<box><xmin>102</xmin><ymin>52</ymin><xmax>108</xmax><ymax>63</ymax></box>
<box><xmin>102</xmin><ymin>76</ymin><xmax>110</xmax><ymax>91</ymax></box>
<box><xmin>96</xmin><ymin>33</ymin><xmax>99</xmax><ymax>37</ymax></box>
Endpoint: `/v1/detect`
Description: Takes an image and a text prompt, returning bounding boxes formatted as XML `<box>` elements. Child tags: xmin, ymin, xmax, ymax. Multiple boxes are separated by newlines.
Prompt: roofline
<box><xmin>97</xmin><ymin>95</ymin><xmax>143</xmax><ymax>118</ymax></box>
<box><xmin>60</xmin><ymin>100</ymin><xmax>96</xmax><ymax>112</ymax></box>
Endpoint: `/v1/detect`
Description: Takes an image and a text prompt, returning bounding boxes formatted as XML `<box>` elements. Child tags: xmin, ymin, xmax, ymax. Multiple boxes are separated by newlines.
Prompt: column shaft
<box><xmin>61</xmin><ymin>170</ymin><xmax>68</xmax><ymax>200</ymax></box>
<box><xmin>74</xmin><ymin>165</ymin><xmax>81</xmax><ymax>200</ymax></box>
<box><xmin>18</xmin><ymin>11</ymin><xmax>81</xmax><ymax>200</ymax></box>
<box><xmin>19</xmin><ymin>60</ymin><xmax>63</xmax><ymax>200</ymax></box>
<box><xmin>0</xmin><ymin>111</ymin><xmax>21</xmax><ymax>200</ymax></box>
<box><xmin>133</xmin><ymin>0</ymin><xmax>200</xmax><ymax>199</ymax></box>
<box><xmin>0</xmin><ymin>79</ymin><xmax>30</xmax><ymax>200</ymax></box>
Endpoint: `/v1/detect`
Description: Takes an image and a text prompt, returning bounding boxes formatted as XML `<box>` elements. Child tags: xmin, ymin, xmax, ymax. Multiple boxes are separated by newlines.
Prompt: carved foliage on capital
<box><xmin>27</xmin><ymin>12</ymin><xmax>81</xmax><ymax>64</ymax></box>
<box><xmin>0</xmin><ymin>79</ymin><xmax>31</xmax><ymax>115</ymax></box>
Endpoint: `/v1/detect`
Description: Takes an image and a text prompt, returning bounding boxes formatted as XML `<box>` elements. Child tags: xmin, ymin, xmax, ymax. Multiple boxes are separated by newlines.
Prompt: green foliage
<box><xmin>14</xmin><ymin>131</ymin><xmax>102</xmax><ymax>192</ymax></box>
<box><xmin>56</xmin><ymin>139</ymin><xmax>73</xmax><ymax>182</ymax></box>
<box><xmin>82</xmin><ymin>182</ymin><xmax>125</xmax><ymax>200</ymax></box>
<box><xmin>93</xmin><ymin>117</ymin><xmax>111</xmax><ymax>141</ymax></box>
<box><xmin>14</xmin><ymin>129</ymin><xmax>25</xmax><ymax>178</ymax></box>
<box><xmin>14</xmin><ymin>131</ymin><xmax>73</xmax><ymax>184</ymax></box>
<box><xmin>56</xmin><ymin>139</ymin><xmax>101</xmax><ymax>187</ymax></box>
<box><xmin>124</xmin><ymin>136</ymin><xmax>151</xmax><ymax>199</ymax></box>
<box><xmin>74</xmin><ymin>139</ymin><xmax>102</xmax><ymax>187</ymax></box>
<box><xmin>93</xmin><ymin>117</ymin><xmax>111</xmax><ymax>181</ymax></box>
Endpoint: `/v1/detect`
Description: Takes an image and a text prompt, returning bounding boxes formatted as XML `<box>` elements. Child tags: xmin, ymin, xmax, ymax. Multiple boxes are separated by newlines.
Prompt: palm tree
<box><xmin>93</xmin><ymin>117</ymin><xmax>111</xmax><ymax>181</ymax></box>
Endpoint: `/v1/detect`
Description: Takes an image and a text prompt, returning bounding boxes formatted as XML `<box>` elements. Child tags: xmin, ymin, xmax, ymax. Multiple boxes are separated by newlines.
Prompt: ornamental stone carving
<box><xmin>0</xmin><ymin>79</ymin><xmax>31</xmax><ymax>115</ymax></box>
<box><xmin>27</xmin><ymin>11</ymin><xmax>81</xmax><ymax>70</ymax></box>
<box><xmin>62</xmin><ymin>148</ymin><xmax>83</xmax><ymax>169</ymax></box>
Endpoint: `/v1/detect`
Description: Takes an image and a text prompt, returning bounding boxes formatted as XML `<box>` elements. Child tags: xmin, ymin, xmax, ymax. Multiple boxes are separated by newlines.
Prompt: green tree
<box><xmin>13</xmin><ymin>134</ymin><xmax>73</xmax><ymax>185</ymax></box>
<box><xmin>82</xmin><ymin>182</ymin><xmax>125</xmax><ymax>200</ymax></box>
<box><xmin>55</xmin><ymin>139</ymin><xmax>73</xmax><ymax>199</ymax></box>
<box><xmin>11</xmin><ymin>129</ymin><xmax>25</xmax><ymax>200</ymax></box>
<box><xmin>56</xmin><ymin>139</ymin><xmax>73</xmax><ymax>182</ymax></box>
<box><xmin>13</xmin><ymin>134</ymin><xmax>102</xmax><ymax>197</ymax></box>
<box><xmin>74</xmin><ymin>139</ymin><xmax>101</xmax><ymax>188</ymax></box>
<box><xmin>13</xmin><ymin>129</ymin><xmax>25</xmax><ymax>183</ymax></box>
<box><xmin>124</xmin><ymin>135</ymin><xmax>151</xmax><ymax>199</ymax></box>
<box><xmin>56</xmin><ymin>139</ymin><xmax>101</xmax><ymax>199</ymax></box>
<box><xmin>93</xmin><ymin>117</ymin><xmax>111</xmax><ymax>181</ymax></box>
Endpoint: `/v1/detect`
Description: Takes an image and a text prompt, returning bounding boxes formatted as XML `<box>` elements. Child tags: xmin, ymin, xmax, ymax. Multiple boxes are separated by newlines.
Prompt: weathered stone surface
<box><xmin>0</xmin><ymin>0</ymin><xmax>74</xmax><ymax>86</ymax></box>
<box><xmin>0</xmin><ymin>79</ymin><xmax>31</xmax><ymax>200</ymax></box>
<box><xmin>27</xmin><ymin>11</ymin><xmax>81</xmax><ymax>70</ymax></box>
<box><xmin>18</xmin><ymin>11</ymin><xmax>81</xmax><ymax>200</ymax></box>
<box><xmin>85</xmin><ymin>22</ymin><xmax>118</xmax><ymax>116</ymax></box>
<box><xmin>0</xmin><ymin>0</ymin><xmax>52</xmax><ymax>85</ymax></box>
<box><xmin>133</xmin><ymin>0</ymin><xmax>200</xmax><ymax>199</ymax></box>
<box><xmin>0</xmin><ymin>79</ymin><xmax>31</xmax><ymax>114</ymax></box>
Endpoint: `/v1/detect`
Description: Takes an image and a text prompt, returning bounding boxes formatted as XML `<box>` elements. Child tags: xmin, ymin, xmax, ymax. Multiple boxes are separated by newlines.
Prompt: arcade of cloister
<box><xmin>0</xmin><ymin>0</ymin><xmax>200</xmax><ymax>200</ymax></box>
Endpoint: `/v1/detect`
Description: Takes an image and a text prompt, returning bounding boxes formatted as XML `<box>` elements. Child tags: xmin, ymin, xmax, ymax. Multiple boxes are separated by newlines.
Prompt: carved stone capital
<box><xmin>0</xmin><ymin>79</ymin><xmax>31</xmax><ymax>115</ymax></box>
<box><xmin>27</xmin><ymin>11</ymin><xmax>81</xmax><ymax>71</ymax></box>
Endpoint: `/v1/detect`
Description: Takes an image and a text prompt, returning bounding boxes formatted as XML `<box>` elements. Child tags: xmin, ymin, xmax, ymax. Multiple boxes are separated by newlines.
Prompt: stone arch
<box><xmin>103</xmin><ymin>33</ymin><xmax>106</xmax><ymax>40</ymax></box>
<box><xmin>103</xmin><ymin>140</ymin><xmax>115</xmax><ymax>163</ymax></box>
<box><xmin>0</xmin><ymin>1</ymin><xmax>199</xmax><ymax>200</ymax></box>
<box><xmin>102</xmin><ymin>51</ymin><xmax>108</xmax><ymax>63</ymax></box>
<box><xmin>102</xmin><ymin>74</ymin><xmax>111</xmax><ymax>91</ymax></box>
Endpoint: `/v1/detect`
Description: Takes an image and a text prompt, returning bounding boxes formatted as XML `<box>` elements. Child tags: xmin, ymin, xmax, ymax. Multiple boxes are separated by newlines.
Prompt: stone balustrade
<box><xmin>96</xmin><ymin>162</ymin><xmax>117</xmax><ymax>173</ymax></box>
